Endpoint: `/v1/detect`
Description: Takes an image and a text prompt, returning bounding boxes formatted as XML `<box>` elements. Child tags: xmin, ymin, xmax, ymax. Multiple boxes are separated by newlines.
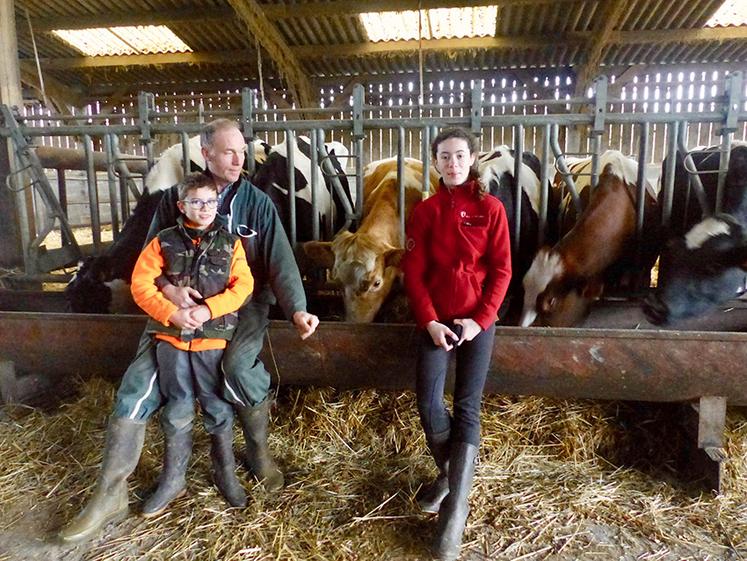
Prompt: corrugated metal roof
<box><xmin>12</xmin><ymin>0</ymin><xmax>747</xmax><ymax>106</ymax></box>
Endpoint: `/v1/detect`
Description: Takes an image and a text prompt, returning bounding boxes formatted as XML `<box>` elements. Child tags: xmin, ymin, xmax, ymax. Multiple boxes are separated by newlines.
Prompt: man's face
<box><xmin>202</xmin><ymin>127</ymin><xmax>247</xmax><ymax>188</ymax></box>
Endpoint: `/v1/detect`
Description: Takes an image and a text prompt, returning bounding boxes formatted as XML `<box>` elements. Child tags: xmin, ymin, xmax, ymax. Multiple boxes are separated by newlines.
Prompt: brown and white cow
<box><xmin>303</xmin><ymin>157</ymin><xmax>439</xmax><ymax>323</ymax></box>
<box><xmin>520</xmin><ymin>150</ymin><xmax>660</xmax><ymax>327</ymax></box>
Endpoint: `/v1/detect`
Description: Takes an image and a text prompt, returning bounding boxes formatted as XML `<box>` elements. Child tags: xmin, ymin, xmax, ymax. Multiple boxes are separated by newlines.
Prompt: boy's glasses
<box><xmin>182</xmin><ymin>198</ymin><xmax>219</xmax><ymax>210</ymax></box>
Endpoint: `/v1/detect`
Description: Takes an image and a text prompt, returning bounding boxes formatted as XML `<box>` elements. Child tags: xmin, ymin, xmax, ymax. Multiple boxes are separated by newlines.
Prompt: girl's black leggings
<box><xmin>415</xmin><ymin>322</ymin><xmax>496</xmax><ymax>446</ymax></box>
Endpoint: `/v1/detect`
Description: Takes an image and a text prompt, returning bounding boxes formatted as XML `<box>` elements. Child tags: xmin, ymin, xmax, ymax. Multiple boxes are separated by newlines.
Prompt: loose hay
<box><xmin>1</xmin><ymin>379</ymin><xmax>747</xmax><ymax>560</ymax></box>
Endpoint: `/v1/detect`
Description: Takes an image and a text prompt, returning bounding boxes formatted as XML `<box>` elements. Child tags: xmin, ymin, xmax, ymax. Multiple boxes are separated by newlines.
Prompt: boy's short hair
<box><xmin>178</xmin><ymin>172</ymin><xmax>217</xmax><ymax>201</ymax></box>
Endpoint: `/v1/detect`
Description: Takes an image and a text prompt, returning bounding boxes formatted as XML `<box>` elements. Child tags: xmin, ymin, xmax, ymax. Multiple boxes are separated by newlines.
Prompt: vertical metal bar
<box><xmin>317</xmin><ymin>129</ymin><xmax>335</xmax><ymax>240</ymax></box>
<box><xmin>104</xmin><ymin>134</ymin><xmax>120</xmax><ymax>236</ymax></box>
<box><xmin>56</xmin><ymin>168</ymin><xmax>70</xmax><ymax>246</ymax></box>
<box><xmin>590</xmin><ymin>134</ymin><xmax>602</xmax><ymax>189</ymax></box>
<box><xmin>512</xmin><ymin>124</ymin><xmax>524</xmax><ymax>257</ymax></box>
<box><xmin>111</xmin><ymin>135</ymin><xmax>130</xmax><ymax>221</ymax></box>
<box><xmin>549</xmin><ymin>123</ymin><xmax>582</xmax><ymax>214</ymax></box>
<box><xmin>677</xmin><ymin>122</ymin><xmax>711</xmax><ymax>218</ymax></box>
<box><xmin>83</xmin><ymin>134</ymin><xmax>101</xmax><ymax>252</ymax></box>
<box><xmin>716</xmin><ymin>134</ymin><xmax>732</xmax><ymax>215</ymax></box>
<box><xmin>242</xmin><ymin>88</ymin><xmax>256</xmax><ymax>176</ymax></box>
<box><xmin>470</xmin><ymin>81</ymin><xmax>482</xmax><ymax>136</ymax></box>
<box><xmin>634</xmin><ymin>121</ymin><xmax>650</xmax><ymax>285</ymax></box>
<box><xmin>138</xmin><ymin>92</ymin><xmax>154</xmax><ymax>170</ymax></box>
<box><xmin>352</xmin><ymin>84</ymin><xmax>365</xmax><ymax>141</ymax></box>
<box><xmin>590</xmin><ymin>76</ymin><xmax>608</xmax><ymax>190</ymax></box>
<box><xmin>354</xmin><ymin>136</ymin><xmax>364</xmax><ymax>223</ymax></box>
<box><xmin>716</xmin><ymin>71</ymin><xmax>742</xmax><ymax>213</ymax></box>
<box><xmin>421</xmin><ymin>126</ymin><xmax>431</xmax><ymax>198</ymax></box>
<box><xmin>397</xmin><ymin>126</ymin><xmax>406</xmax><ymax>246</ymax></box>
<box><xmin>538</xmin><ymin>123</ymin><xmax>551</xmax><ymax>247</ymax></box>
<box><xmin>180</xmin><ymin>131</ymin><xmax>190</xmax><ymax>178</ymax></box>
<box><xmin>661</xmin><ymin>121</ymin><xmax>680</xmax><ymax>230</ymax></box>
<box><xmin>310</xmin><ymin>130</ymin><xmax>320</xmax><ymax>241</ymax></box>
<box><xmin>285</xmin><ymin>129</ymin><xmax>297</xmax><ymax>246</ymax></box>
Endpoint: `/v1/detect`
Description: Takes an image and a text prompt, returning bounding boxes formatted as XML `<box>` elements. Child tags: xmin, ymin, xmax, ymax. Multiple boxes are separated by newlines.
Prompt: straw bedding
<box><xmin>1</xmin><ymin>378</ymin><xmax>746</xmax><ymax>561</ymax></box>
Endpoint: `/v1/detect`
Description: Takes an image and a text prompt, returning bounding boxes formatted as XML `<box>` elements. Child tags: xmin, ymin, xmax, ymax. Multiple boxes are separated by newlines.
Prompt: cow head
<box><xmin>644</xmin><ymin>214</ymin><xmax>747</xmax><ymax>325</ymax></box>
<box><xmin>304</xmin><ymin>231</ymin><xmax>404</xmax><ymax>323</ymax></box>
<box><xmin>65</xmin><ymin>256</ymin><xmax>115</xmax><ymax>313</ymax></box>
<box><xmin>520</xmin><ymin>247</ymin><xmax>603</xmax><ymax>327</ymax></box>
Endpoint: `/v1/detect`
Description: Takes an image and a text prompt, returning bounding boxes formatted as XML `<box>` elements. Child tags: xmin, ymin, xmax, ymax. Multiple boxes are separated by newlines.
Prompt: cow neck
<box><xmin>556</xmin><ymin>178</ymin><xmax>634</xmax><ymax>279</ymax></box>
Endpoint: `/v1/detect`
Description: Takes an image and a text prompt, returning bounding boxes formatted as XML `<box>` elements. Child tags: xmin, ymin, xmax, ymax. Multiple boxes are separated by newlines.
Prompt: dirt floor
<box><xmin>1</xmin><ymin>380</ymin><xmax>746</xmax><ymax>561</ymax></box>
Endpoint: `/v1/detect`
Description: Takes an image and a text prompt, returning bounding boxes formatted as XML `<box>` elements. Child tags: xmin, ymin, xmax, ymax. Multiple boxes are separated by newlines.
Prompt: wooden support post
<box><xmin>682</xmin><ymin>396</ymin><xmax>727</xmax><ymax>493</ymax></box>
<box><xmin>0</xmin><ymin>0</ymin><xmax>24</xmax><ymax>268</ymax></box>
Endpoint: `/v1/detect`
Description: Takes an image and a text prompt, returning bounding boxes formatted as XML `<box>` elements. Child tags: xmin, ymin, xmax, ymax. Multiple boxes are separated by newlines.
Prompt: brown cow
<box><xmin>520</xmin><ymin>150</ymin><xmax>660</xmax><ymax>327</ymax></box>
<box><xmin>304</xmin><ymin>157</ymin><xmax>438</xmax><ymax>322</ymax></box>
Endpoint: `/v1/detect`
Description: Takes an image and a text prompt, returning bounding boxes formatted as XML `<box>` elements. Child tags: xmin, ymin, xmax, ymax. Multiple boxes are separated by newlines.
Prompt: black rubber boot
<box><xmin>416</xmin><ymin>428</ymin><xmax>450</xmax><ymax>514</ymax></box>
<box><xmin>433</xmin><ymin>442</ymin><xmax>478</xmax><ymax>561</ymax></box>
<box><xmin>236</xmin><ymin>398</ymin><xmax>284</xmax><ymax>492</ymax></box>
<box><xmin>58</xmin><ymin>417</ymin><xmax>146</xmax><ymax>543</ymax></box>
<box><xmin>141</xmin><ymin>431</ymin><xmax>192</xmax><ymax>517</ymax></box>
<box><xmin>210</xmin><ymin>429</ymin><xmax>247</xmax><ymax>507</ymax></box>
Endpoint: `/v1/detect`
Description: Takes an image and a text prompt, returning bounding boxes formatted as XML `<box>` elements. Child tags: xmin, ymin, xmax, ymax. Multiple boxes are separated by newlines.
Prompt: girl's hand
<box><xmin>426</xmin><ymin>321</ymin><xmax>460</xmax><ymax>351</ymax></box>
<box><xmin>453</xmin><ymin>318</ymin><xmax>482</xmax><ymax>345</ymax></box>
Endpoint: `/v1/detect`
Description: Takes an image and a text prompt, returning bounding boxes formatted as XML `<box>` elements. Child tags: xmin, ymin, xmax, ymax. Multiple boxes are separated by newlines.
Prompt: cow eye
<box><xmin>372</xmin><ymin>279</ymin><xmax>382</xmax><ymax>289</ymax></box>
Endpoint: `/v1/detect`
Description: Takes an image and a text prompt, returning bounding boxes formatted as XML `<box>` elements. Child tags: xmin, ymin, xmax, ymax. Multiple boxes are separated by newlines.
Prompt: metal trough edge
<box><xmin>1</xmin><ymin>311</ymin><xmax>745</xmax><ymax>406</ymax></box>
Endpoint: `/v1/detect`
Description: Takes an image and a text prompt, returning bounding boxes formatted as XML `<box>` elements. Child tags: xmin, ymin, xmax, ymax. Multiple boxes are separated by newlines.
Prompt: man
<box><xmin>59</xmin><ymin>119</ymin><xmax>319</xmax><ymax>543</ymax></box>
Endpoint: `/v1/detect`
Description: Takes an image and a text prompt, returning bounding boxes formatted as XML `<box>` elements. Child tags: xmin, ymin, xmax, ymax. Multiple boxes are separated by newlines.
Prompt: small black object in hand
<box><xmin>453</xmin><ymin>324</ymin><xmax>463</xmax><ymax>339</ymax></box>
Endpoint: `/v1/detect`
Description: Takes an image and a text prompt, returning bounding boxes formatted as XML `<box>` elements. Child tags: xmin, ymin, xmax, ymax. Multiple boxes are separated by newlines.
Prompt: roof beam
<box><xmin>21</xmin><ymin>51</ymin><xmax>256</xmax><ymax>70</ymax></box>
<box><xmin>262</xmin><ymin>0</ymin><xmax>586</xmax><ymax>18</ymax></box>
<box><xmin>294</xmin><ymin>35</ymin><xmax>580</xmax><ymax>58</ymax></box>
<box><xmin>614</xmin><ymin>26</ymin><xmax>747</xmax><ymax>45</ymax></box>
<box><xmin>574</xmin><ymin>0</ymin><xmax>629</xmax><ymax>95</ymax></box>
<box><xmin>30</xmin><ymin>0</ymin><xmax>588</xmax><ymax>31</ymax></box>
<box><xmin>225</xmin><ymin>0</ymin><xmax>315</xmax><ymax>108</ymax></box>
<box><xmin>22</xmin><ymin>27</ymin><xmax>747</xmax><ymax>71</ymax></box>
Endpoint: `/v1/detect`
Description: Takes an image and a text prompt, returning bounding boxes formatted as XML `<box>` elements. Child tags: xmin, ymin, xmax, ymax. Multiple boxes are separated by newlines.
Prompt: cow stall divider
<box><xmin>2</xmin><ymin>72</ymin><xmax>747</xmax><ymax>489</ymax></box>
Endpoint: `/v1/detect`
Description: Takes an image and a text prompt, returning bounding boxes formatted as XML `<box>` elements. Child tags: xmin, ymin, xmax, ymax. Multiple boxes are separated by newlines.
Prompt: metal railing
<box><xmin>0</xmin><ymin>72</ymin><xmax>745</xmax><ymax>283</ymax></box>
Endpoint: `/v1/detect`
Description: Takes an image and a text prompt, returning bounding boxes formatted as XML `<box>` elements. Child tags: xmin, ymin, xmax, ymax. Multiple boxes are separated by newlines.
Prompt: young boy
<box><xmin>130</xmin><ymin>171</ymin><xmax>253</xmax><ymax>516</ymax></box>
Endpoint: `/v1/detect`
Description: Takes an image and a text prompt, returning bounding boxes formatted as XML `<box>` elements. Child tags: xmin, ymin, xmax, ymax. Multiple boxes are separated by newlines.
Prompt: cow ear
<box><xmin>581</xmin><ymin>278</ymin><xmax>604</xmax><ymax>300</ymax></box>
<box><xmin>302</xmin><ymin>241</ymin><xmax>335</xmax><ymax>269</ymax></box>
<box><xmin>384</xmin><ymin>248</ymin><xmax>405</xmax><ymax>268</ymax></box>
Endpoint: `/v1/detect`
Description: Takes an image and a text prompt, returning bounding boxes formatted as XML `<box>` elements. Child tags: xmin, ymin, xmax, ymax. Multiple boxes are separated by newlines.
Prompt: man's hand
<box><xmin>425</xmin><ymin>320</ymin><xmax>459</xmax><ymax>351</ymax></box>
<box><xmin>292</xmin><ymin>311</ymin><xmax>319</xmax><ymax>340</ymax></box>
<box><xmin>453</xmin><ymin>318</ymin><xmax>482</xmax><ymax>345</ymax></box>
<box><xmin>162</xmin><ymin>284</ymin><xmax>203</xmax><ymax>308</ymax></box>
<box><xmin>189</xmin><ymin>304</ymin><xmax>212</xmax><ymax>325</ymax></box>
<box><xmin>169</xmin><ymin>307</ymin><xmax>204</xmax><ymax>330</ymax></box>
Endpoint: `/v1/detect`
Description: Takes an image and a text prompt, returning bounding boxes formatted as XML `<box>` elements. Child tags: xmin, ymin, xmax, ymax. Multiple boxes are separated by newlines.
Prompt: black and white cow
<box><xmin>644</xmin><ymin>144</ymin><xmax>747</xmax><ymax>325</ymax></box>
<box><xmin>477</xmin><ymin>146</ymin><xmax>551</xmax><ymax>323</ymax></box>
<box><xmin>252</xmin><ymin>136</ymin><xmax>354</xmax><ymax>244</ymax></box>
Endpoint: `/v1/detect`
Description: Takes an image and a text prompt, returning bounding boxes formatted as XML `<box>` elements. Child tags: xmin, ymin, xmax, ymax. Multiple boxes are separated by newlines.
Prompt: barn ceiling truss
<box><xmin>10</xmin><ymin>0</ymin><xmax>747</xmax><ymax>112</ymax></box>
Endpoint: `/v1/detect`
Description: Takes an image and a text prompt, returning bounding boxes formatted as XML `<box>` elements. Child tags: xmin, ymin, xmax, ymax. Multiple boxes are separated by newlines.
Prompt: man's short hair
<box><xmin>200</xmin><ymin>119</ymin><xmax>241</xmax><ymax>149</ymax></box>
<box><xmin>178</xmin><ymin>171</ymin><xmax>217</xmax><ymax>200</ymax></box>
